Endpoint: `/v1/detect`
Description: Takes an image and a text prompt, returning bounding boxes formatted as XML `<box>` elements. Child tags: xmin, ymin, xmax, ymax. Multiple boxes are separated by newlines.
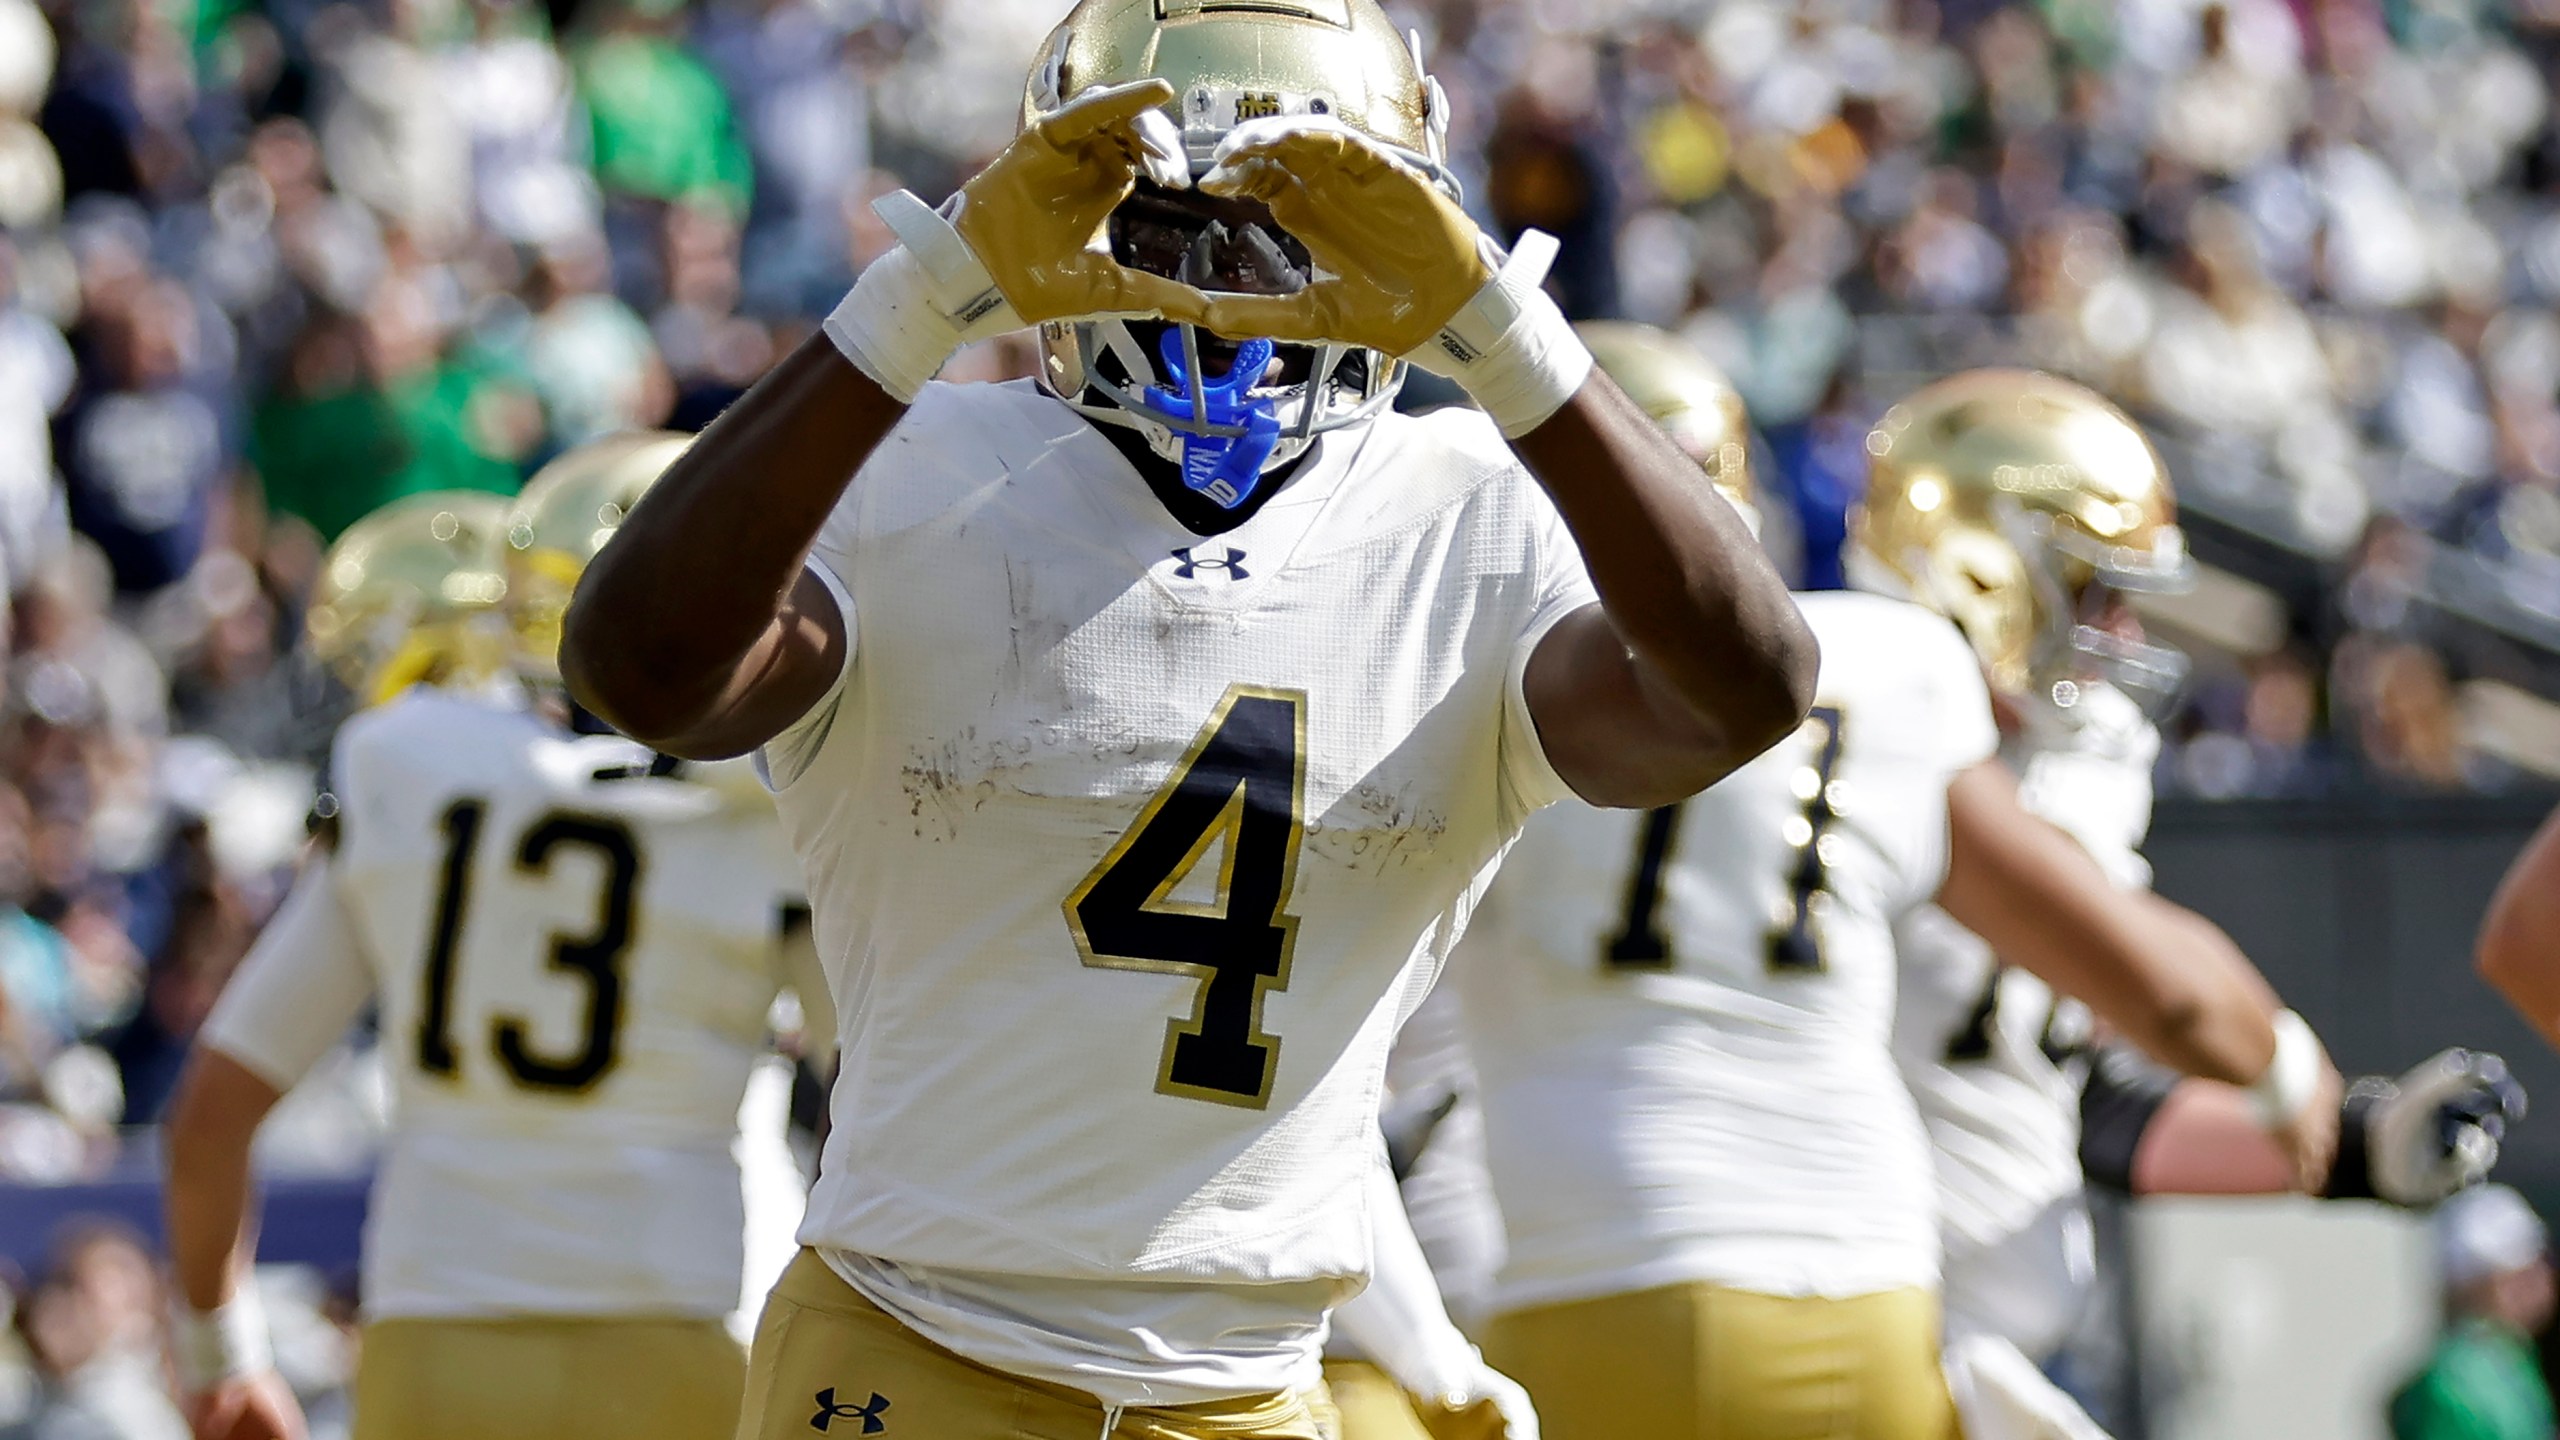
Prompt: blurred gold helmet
<box><xmin>1025</xmin><ymin>0</ymin><xmax>1450</xmax><ymax>490</ymax></box>
<box><xmin>1852</xmin><ymin>369</ymin><xmax>2193</xmax><ymax>708</ymax></box>
<box><xmin>501</xmin><ymin>430</ymin><xmax>691</xmax><ymax>683</ymax></box>
<box><xmin>1577</xmin><ymin>321</ymin><xmax>1755</xmax><ymax>519</ymax></box>
<box><xmin>306</xmin><ymin>491</ymin><xmax>510</xmax><ymax>707</ymax></box>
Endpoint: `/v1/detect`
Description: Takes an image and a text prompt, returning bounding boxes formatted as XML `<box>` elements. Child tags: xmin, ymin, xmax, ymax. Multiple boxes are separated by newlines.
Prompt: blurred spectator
<box><xmin>2391</xmin><ymin>1185</ymin><xmax>2557</xmax><ymax>1440</ymax></box>
<box><xmin>2166</xmin><ymin>648</ymin><xmax>2335</xmax><ymax>799</ymax></box>
<box><xmin>3</xmin><ymin>1224</ymin><xmax>184</xmax><ymax>1440</ymax></box>
<box><xmin>52</xmin><ymin>271</ymin><xmax>226</xmax><ymax>597</ymax></box>
<box><xmin>517</xmin><ymin>229</ymin><xmax>669</xmax><ymax>443</ymax></box>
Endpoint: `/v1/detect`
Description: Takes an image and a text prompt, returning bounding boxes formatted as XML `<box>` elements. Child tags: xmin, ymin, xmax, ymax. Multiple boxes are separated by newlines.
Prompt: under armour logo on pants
<box><xmin>810</xmin><ymin>1387</ymin><xmax>891</xmax><ymax>1434</ymax></box>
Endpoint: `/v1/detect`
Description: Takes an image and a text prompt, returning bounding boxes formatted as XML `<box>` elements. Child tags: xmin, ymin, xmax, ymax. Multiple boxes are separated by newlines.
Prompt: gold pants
<box><xmin>354</xmin><ymin>1314</ymin><xmax>744</xmax><ymax>1440</ymax></box>
<box><xmin>740</xmin><ymin>1250</ymin><xmax>1337</xmax><ymax>1440</ymax></box>
<box><xmin>1484</xmin><ymin>1282</ymin><xmax>1959</xmax><ymax>1440</ymax></box>
<box><xmin>1322</xmin><ymin>1360</ymin><xmax>1431</xmax><ymax>1440</ymax></box>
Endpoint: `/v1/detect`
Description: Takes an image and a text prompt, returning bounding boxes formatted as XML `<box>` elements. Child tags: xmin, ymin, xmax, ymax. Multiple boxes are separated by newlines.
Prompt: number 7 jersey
<box><xmin>1457</xmin><ymin>592</ymin><xmax>1997</xmax><ymax>1309</ymax></box>
<box><xmin>199</xmin><ymin>687</ymin><xmax>815</xmax><ymax>1320</ymax></box>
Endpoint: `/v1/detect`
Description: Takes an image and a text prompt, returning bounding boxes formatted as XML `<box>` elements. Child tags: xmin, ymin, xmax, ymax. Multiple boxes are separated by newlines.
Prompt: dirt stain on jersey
<box><xmin>1304</xmin><ymin>783</ymin><xmax>1449</xmax><ymax>875</ymax></box>
<box><xmin>900</xmin><ymin>725</ymin><xmax>1036</xmax><ymax>841</ymax></box>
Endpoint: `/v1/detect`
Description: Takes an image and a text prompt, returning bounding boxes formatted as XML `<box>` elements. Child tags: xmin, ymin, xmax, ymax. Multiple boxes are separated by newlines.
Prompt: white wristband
<box><xmin>1401</xmin><ymin>229</ymin><xmax>1595</xmax><ymax>438</ymax></box>
<box><xmin>173</xmin><ymin>1287</ymin><xmax>275</xmax><ymax>1392</ymax></box>
<box><xmin>822</xmin><ymin>190</ymin><xmax>1022</xmax><ymax>404</ymax></box>
<box><xmin>2247</xmin><ymin>1009</ymin><xmax>2323</xmax><ymax>1129</ymax></box>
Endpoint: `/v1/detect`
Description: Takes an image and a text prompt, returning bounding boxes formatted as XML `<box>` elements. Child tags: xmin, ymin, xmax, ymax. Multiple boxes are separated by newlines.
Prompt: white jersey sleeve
<box><xmin>763</xmin><ymin>519</ymin><xmax>861</xmax><ymax>791</ymax></box>
<box><xmin>1329</xmin><ymin>1152</ymin><xmax>1488</xmax><ymax>1403</ymax></box>
<box><xmin>1497</xmin><ymin>500</ymin><xmax>1599</xmax><ymax>820</ymax></box>
<box><xmin>1380</xmin><ymin>983</ymin><xmax>1504</xmax><ymax>1332</ymax></box>
<box><xmin>199</xmin><ymin>855</ymin><xmax>376</xmax><ymax>1092</ymax></box>
<box><xmin>1462</xmin><ymin>593</ymin><xmax>1994</xmax><ymax>1311</ymax></box>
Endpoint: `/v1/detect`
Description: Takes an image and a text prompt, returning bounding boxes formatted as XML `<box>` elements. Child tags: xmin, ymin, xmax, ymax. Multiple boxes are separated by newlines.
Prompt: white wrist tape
<box><xmin>822</xmin><ymin>190</ymin><xmax>1022</xmax><ymax>404</ymax></box>
<box><xmin>173</xmin><ymin>1288</ymin><xmax>274</xmax><ymax>1393</ymax></box>
<box><xmin>2247</xmin><ymin>1009</ymin><xmax>2323</xmax><ymax>1128</ymax></box>
<box><xmin>1401</xmin><ymin>229</ymin><xmax>1594</xmax><ymax>438</ymax></box>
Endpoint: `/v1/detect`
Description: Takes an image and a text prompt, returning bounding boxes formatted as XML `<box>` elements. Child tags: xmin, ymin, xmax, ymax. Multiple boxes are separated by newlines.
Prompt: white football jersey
<box><xmin>1381</xmin><ymin>985</ymin><xmax>1504</xmax><ymax>1333</ymax></box>
<box><xmin>761</xmin><ymin>379</ymin><xmax>1596</xmax><ymax>1405</ymax></box>
<box><xmin>1888</xmin><ymin>680</ymin><xmax>2161</xmax><ymax>1355</ymax></box>
<box><xmin>200</xmin><ymin>689</ymin><xmax>813</xmax><ymax>1320</ymax></box>
<box><xmin>1459</xmin><ymin>592</ymin><xmax>1997</xmax><ymax>1311</ymax></box>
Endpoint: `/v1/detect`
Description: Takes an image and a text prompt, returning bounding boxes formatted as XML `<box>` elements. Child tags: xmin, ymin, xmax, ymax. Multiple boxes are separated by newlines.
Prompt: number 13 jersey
<box><xmin>760</xmin><ymin>380</ymin><xmax>1597</xmax><ymax>1403</ymax></box>
<box><xmin>1457</xmin><ymin>592</ymin><xmax>1996</xmax><ymax>1311</ymax></box>
<box><xmin>199</xmin><ymin>688</ymin><xmax>816</xmax><ymax>1320</ymax></box>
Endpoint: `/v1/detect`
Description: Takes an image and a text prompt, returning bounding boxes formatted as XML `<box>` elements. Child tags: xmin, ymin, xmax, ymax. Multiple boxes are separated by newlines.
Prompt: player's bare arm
<box><xmin>1193</xmin><ymin>118</ymin><xmax>1815</xmax><ymax>806</ymax></box>
<box><xmin>566</xmin><ymin>80</ymin><xmax>1214</xmax><ymax>753</ymax></box>
<box><xmin>560</xmin><ymin>339</ymin><xmax>882</xmax><ymax>754</ymax></box>
<box><xmin>2478</xmin><ymin>804</ymin><xmax>2560</xmax><ymax>1049</ymax></box>
<box><xmin>2067</xmin><ymin>1042</ymin><xmax>2521</xmax><ymax>1207</ymax></box>
<box><xmin>1936</xmin><ymin>759</ymin><xmax>2340</xmax><ymax>1183</ymax></box>
<box><xmin>164</xmin><ymin>1050</ymin><xmax>307</xmax><ymax>1440</ymax></box>
<box><xmin>1507</xmin><ymin>383</ymin><xmax>1817</xmax><ymax>806</ymax></box>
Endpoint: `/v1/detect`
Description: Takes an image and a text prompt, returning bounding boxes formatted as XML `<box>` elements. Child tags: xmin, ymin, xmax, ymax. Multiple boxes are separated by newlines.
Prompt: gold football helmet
<box><xmin>1025</xmin><ymin>0</ymin><xmax>1451</xmax><ymax>496</ymax></box>
<box><xmin>1577</xmin><ymin>321</ymin><xmax>1755</xmax><ymax>519</ymax></box>
<box><xmin>501</xmin><ymin>430</ymin><xmax>692</xmax><ymax>683</ymax></box>
<box><xmin>306</xmin><ymin>491</ymin><xmax>511</xmax><ymax>706</ymax></box>
<box><xmin>1852</xmin><ymin>369</ymin><xmax>2193</xmax><ymax>709</ymax></box>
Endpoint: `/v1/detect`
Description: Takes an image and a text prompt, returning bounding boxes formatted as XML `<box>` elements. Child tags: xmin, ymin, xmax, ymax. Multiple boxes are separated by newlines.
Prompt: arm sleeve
<box><xmin>1496</xmin><ymin>486</ymin><xmax>1602</xmax><ymax>822</ymax></box>
<box><xmin>760</xmin><ymin>557</ymin><xmax>858</xmax><ymax>791</ymax></box>
<box><xmin>197</xmin><ymin>857</ymin><xmax>378</xmax><ymax>1093</ymax></box>
<box><xmin>2078</xmin><ymin>1042</ymin><xmax>2183</xmax><ymax>1192</ymax></box>
<box><xmin>1331</xmin><ymin>1154</ymin><xmax>1484</xmax><ymax>1403</ymax></box>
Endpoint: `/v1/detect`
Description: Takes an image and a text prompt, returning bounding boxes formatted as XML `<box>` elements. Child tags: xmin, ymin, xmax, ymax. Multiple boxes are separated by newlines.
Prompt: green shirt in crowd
<box><xmin>2392</xmin><ymin>1320</ymin><xmax>2558</xmax><ymax>1440</ymax></box>
<box><xmin>574</xmin><ymin>32</ymin><xmax>752</xmax><ymax>214</ymax></box>
<box><xmin>253</xmin><ymin>362</ymin><xmax>527</xmax><ymax>541</ymax></box>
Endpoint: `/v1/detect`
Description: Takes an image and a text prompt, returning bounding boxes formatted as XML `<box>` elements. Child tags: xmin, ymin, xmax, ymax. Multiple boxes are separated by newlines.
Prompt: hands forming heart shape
<box><xmin>949</xmin><ymin>79</ymin><xmax>1494</xmax><ymax>360</ymax></box>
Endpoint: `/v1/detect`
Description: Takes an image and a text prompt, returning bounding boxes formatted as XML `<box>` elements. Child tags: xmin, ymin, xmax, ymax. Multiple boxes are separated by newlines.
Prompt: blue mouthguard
<box><xmin>1139</xmin><ymin>329</ymin><xmax>1281</xmax><ymax>510</ymax></box>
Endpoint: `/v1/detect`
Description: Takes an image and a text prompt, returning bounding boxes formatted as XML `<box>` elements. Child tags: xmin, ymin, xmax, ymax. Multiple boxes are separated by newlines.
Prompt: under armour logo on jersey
<box><xmin>810</xmin><ymin>1387</ymin><xmax>890</xmax><ymax>1434</ymax></box>
<box><xmin>1171</xmin><ymin>546</ymin><xmax>1248</xmax><ymax>580</ymax></box>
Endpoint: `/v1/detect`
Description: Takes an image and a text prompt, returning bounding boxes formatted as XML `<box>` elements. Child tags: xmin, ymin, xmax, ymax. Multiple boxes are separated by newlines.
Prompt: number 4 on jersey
<box><xmin>1067</xmin><ymin>686</ymin><xmax>1307</xmax><ymax>1110</ymax></box>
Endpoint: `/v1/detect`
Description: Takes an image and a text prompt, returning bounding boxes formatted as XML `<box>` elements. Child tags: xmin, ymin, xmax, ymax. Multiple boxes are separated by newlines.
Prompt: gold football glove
<box><xmin>1194</xmin><ymin>115</ymin><xmax>1591</xmax><ymax>436</ymax></box>
<box><xmin>829</xmin><ymin>79</ymin><xmax>1215</xmax><ymax>400</ymax></box>
<box><xmin>1193</xmin><ymin>115</ymin><xmax>1493</xmax><ymax>357</ymax></box>
<box><xmin>953</xmin><ymin>79</ymin><xmax>1213</xmax><ymax>327</ymax></box>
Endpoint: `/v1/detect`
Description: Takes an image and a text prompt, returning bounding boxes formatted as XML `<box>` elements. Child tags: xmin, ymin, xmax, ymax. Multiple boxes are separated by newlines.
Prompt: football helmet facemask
<box><xmin>306</xmin><ymin>491</ymin><xmax>511</xmax><ymax>707</ymax></box>
<box><xmin>500</xmin><ymin>430</ymin><xmax>693</xmax><ymax>685</ymax></box>
<box><xmin>1851</xmin><ymin>369</ymin><xmax>2194</xmax><ymax>718</ymax></box>
<box><xmin>1025</xmin><ymin>0</ymin><xmax>1455</xmax><ymax>510</ymax></box>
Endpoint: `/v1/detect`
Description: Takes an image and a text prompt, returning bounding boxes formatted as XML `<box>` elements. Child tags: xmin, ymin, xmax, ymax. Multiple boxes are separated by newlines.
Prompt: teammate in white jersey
<box><xmin>562</xmin><ymin>2</ymin><xmax>1819</xmax><ymax>1435</ymax></box>
<box><xmin>1455</xmin><ymin>334</ymin><xmax>2336</xmax><ymax>1440</ymax></box>
<box><xmin>1861</xmin><ymin>376</ymin><xmax>2527</xmax><ymax>1384</ymax></box>
<box><xmin>1319</xmin><ymin>984</ymin><xmax>1530</xmax><ymax>1440</ymax></box>
<box><xmin>162</xmin><ymin>453</ymin><xmax>831</xmax><ymax>1440</ymax></box>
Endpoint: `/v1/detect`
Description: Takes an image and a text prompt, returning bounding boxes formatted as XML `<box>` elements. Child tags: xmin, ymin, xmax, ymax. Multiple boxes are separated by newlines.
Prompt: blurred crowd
<box><xmin>0</xmin><ymin>0</ymin><xmax>2548</xmax><ymax>1265</ymax></box>
<box><xmin>0</xmin><ymin>0</ymin><xmax>2542</xmax><ymax>1425</ymax></box>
